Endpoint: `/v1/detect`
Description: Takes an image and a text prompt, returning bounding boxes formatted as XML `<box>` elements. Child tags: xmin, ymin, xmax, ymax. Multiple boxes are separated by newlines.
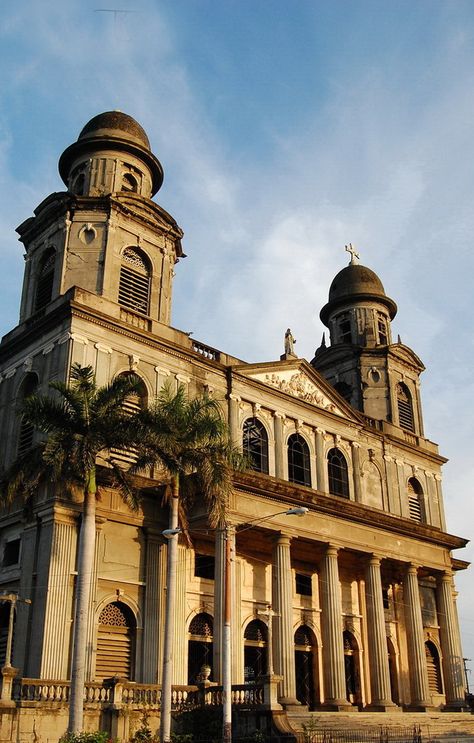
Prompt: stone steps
<box><xmin>286</xmin><ymin>710</ymin><xmax>474</xmax><ymax>741</ymax></box>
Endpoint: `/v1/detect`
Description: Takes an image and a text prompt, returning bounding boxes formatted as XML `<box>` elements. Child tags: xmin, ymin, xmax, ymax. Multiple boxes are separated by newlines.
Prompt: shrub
<box><xmin>59</xmin><ymin>733</ymin><xmax>114</xmax><ymax>743</ymax></box>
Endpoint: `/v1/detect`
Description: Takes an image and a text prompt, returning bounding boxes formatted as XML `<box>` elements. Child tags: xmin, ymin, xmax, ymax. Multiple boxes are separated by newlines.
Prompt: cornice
<box><xmin>232</xmin><ymin>470</ymin><xmax>468</xmax><ymax>551</ymax></box>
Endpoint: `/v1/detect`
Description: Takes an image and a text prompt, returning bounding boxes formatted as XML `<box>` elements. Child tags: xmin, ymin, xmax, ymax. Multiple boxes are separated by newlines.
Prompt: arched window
<box><xmin>96</xmin><ymin>601</ymin><xmax>136</xmax><ymax>681</ymax></box>
<box><xmin>188</xmin><ymin>613</ymin><xmax>213</xmax><ymax>684</ymax></box>
<box><xmin>343</xmin><ymin>630</ymin><xmax>361</xmax><ymax>705</ymax></box>
<box><xmin>407</xmin><ymin>478</ymin><xmax>425</xmax><ymax>523</ymax></box>
<box><xmin>244</xmin><ymin>619</ymin><xmax>268</xmax><ymax>683</ymax></box>
<box><xmin>35</xmin><ymin>249</ymin><xmax>55</xmax><ymax>312</ymax></box>
<box><xmin>73</xmin><ymin>172</ymin><xmax>86</xmax><ymax>195</ymax></box>
<box><xmin>243</xmin><ymin>418</ymin><xmax>269</xmax><ymax>474</ymax></box>
<box><xmin>425</xmin><ymin>641</ymin><xmax>443</xmax><ymax>694</ymax></box>
<box><xmin>17</xmin><ymin>374</ymin><xmax>38</xmax><ymax>456</ymax></box>
<box><xmin>118</xmin><ymin>247</ymin><xmax>151</xmax><ymax>315</ymax></box>
<box><xmin>397</xmin><ymin>382</ymin><xmax>415</xmax><ymax>432</ymax></box>
<box><xmin>122</xmin><ymin>173</ymin><xmax>138</xmax><ymax>193</ymax></box>
<box><xmin>327</xmin><ymin>448</ymin><xmax>349</xmax><ymax>498</ymax></box>
<box><xmin>294</xmin><ymin>625</ymin><xmax>317</xmax><ymax>708</ymax></box>
<box><xmin>287</xmin><ymin>433</ymin><xmax>311</xmax><ymax>487</ymax></box>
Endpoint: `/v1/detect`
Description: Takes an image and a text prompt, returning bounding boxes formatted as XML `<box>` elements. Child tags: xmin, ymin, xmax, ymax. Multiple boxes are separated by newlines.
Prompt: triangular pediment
<box><xmin>233</xmin><ymin>358</ymin><xmax>361</xmax><ymax>421</ymax></box>
<box><xmin>388</xmin><ymin>343</ymin><xmax>425</xmax><ymax>372</ymax></box>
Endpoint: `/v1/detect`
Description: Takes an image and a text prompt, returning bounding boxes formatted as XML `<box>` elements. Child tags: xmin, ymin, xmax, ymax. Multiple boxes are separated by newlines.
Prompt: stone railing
<box><xmin>6</xmin><ymin>669</ymin><xmax>270</xmax><ymax>712</ymax></box>
<box><xmin>192</xmin><ymin>340</ymin><xmax>221</xmax><ymax>362</ymax></box>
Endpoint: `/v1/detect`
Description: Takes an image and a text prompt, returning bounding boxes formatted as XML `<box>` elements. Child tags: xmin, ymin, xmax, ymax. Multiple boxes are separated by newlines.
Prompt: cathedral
<box><xmin>0</xmin><ymin>112</ymin><xmax>471</xmax><ymax>741</ymax></box>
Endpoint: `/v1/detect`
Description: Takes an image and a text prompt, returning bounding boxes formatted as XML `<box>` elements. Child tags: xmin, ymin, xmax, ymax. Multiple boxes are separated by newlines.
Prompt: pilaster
<box><xmin>273</xmin><ymin>412</ymin><xmax>285</xmax><ymax>480</ymax></box>
<box><xmin>142</xmin><ymin>530</ymin><xmax>166</xmax><ymax>683</ymax></box>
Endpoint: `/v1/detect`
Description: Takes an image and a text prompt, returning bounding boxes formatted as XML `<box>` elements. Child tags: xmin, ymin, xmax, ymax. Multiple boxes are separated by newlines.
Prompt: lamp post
<box><xmin>221</xmin><ymin>506</ymin><xmax>308</xmax><ymax>743</ymax></box>
<box><xmin>160</xmin><ymin>492</ymin><xmax>180</xmax><ymax>743</ymax></box>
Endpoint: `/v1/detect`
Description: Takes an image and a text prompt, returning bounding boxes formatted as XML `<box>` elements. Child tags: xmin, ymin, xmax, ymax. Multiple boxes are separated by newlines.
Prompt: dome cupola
<box><xmin>58</xmin><ymin>110</ymin><xmax>164</xmax><ymax>198</ymax></box>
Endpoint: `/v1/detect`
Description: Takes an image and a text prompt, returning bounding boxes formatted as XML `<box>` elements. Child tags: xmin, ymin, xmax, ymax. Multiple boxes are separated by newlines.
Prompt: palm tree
<box><xmin>3</xmin><ymin>363</ymin><xmax>146</xmax><ymax>734</ymax></box>
<box><xmin>133</xmin><ymin>381</ymin><xmax>244</xmax><ymax>743</ymax></box>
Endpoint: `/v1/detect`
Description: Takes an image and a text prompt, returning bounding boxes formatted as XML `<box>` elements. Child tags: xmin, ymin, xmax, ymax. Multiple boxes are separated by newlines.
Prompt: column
<box><xmin>39</xmin><ymin>508</ymin><xmax>78</xmax><ymax>679</ymax></box>
<box><xmin>315</xmin><ymin>428</ymin><xmax>327</xmax><ymax>492</ymax></box>
<box><xmin>272</xmin><ymin>534</ymin><xmax>298</xmax><ymax>706</ymax></box>
<box><xmin>403</xmin><ymin>564</ymin><xmax>431</xmax><ymax>708</ymax></box>
<box><xmin>320</xmin><ymin>545</ymin><xmax>350</xmax><ymax>709</ymax></box>
<box><xmin>142</xmin><ymin>530</ymin><xmax>166</xmax><ymax>683</ymax></box>
<box><xmin>365</xmin><ymin>556</ymin><xmax>396</xmax><ymax>709</ymax></box>
<box><xmin>273</xmin><ymin>412</ymin><xmax>285</xmax><ymax>479</ymax></box>
<box><xmin>437</xmin><ymin>571</ymin><xmax>465</xmax><ymax>709</ymax></box>
<box><xmin>351</xmin><ymin>442</ymin><xmax>362</xmax><ymax>503</ymax></box>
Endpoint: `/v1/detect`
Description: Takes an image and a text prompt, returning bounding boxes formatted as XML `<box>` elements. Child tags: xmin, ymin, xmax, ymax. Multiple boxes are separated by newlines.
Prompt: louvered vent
<box><xmin>118</xmin><ymin>248</ymin><xmax>150</xmax><ymax>315</ymax></box>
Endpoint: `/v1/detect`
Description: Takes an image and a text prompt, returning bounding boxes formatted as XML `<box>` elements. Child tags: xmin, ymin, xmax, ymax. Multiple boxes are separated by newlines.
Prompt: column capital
<box><xmin>315</xmin><ymin>427</ymin><xmax>326</xmax><ymax>435</ymax></box>
<box><xmin>272</xmin><ymin>411</ymin><xmax>285</xmax><ymax>420</ymax></box>
<box><xmin>274</xmin><ymin>533</ymin><xmax>292</xmax><ymax>547</ymax></box>
<box><xmin>351</xmin><ymin>441</ymin><xmax>361</xmax><ymax>449</ymax></box>
<box><xmin>367</xmin><ymin>554</ymin><xmax>382</xmax><ymax>567</ymax></box>
<box><xmin>325</xmin><ymin>543</ymin><xmax>340</xmax><ymax>558</ymax></box>
<box><xmin>406</xmin><ymin>563</ymin><xmax>421</xmax><ymax>576</ymax></box>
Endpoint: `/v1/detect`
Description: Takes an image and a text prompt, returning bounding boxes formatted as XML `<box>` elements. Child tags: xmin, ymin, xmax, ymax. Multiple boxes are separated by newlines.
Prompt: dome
<box><xmin>320</xmin><ymin>262</ymin><xmax>397</xmax><ymax>325</ymax></box>
<box><xmin>58</xmin><ymin>111</ymin><xmax>163</xmax><ymax>195</ymax></box>
<box><xmin>78</xmin><ymin>111</ymin><xmax>151</xmax><ymax>150</ymax></box>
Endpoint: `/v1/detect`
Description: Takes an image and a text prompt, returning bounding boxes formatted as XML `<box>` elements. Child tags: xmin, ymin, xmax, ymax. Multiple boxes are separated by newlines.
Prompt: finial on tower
<box><xmin>345</xmin><ymin>243</ymin><xmax>360</xmax><ymax>265</ymax></box>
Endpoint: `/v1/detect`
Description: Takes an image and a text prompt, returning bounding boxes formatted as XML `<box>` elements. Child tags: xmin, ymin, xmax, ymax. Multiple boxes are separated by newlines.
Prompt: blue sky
<box><xmin>1</xmin><ymin>0</ymin><xmax>474</xmax><ymax>676</ymax></box>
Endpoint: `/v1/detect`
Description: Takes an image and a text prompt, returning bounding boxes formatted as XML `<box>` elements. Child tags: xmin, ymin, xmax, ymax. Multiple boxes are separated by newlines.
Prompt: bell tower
<box><xmin>312</xmin><ymin>246</ymin><xmax>425</xmax><ymax>435</ymax></box>
<box><xmin>17</xmin><ymin>111</ymin><xmax>183</xmax><ymax>327</ymax></box>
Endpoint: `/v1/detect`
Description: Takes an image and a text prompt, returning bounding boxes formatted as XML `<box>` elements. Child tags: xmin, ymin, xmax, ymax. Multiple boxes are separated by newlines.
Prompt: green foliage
<box><xmin>2</xmin><ymin>363</ymin><xmax>145</xmax><ymax>506</ymax></box>
<box><xmin>133</xmin><ymin>381</ymin><xmax>246</xmax><ymax>532</ymax></box>
<box><xmin>172</xmin><ymin>707</ymin><xmax>221</xmax><ymax>743</ymax></box>
<box><xmin>59</xmin><ymin>732</ymin><xmax>115</xmax><ymax>743</ymax></box>
<box><xmin>129</xmin><ymin>709</ymin><xmax>159</xmax><ymax>742</ymax></box>
<box><xmin>301</xmin><ymin>715</ymin><xmax>319</xmax><ymax>743</ymax></box>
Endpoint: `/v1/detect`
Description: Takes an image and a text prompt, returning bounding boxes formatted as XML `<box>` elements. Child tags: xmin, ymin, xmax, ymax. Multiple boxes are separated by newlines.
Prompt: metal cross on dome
<box><xmin>345</xmin><ymin>243</ymin><xmax>360</xmax><ymax>264</ymax></box>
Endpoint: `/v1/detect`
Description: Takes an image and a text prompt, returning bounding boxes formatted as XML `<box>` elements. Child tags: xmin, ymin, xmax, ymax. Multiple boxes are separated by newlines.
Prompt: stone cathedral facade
<box><xmin>0</xmin><ymin>112</ymin><xmax>470</xmax><ymax>736</ymax></box>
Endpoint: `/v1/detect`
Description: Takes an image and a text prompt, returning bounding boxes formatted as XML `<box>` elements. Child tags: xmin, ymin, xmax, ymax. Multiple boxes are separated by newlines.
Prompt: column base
<box><xmin>365</xmin><ymin>702</ymin><xmax>400</xmax><ymax>712</ymax></box>
<box><xmin>405</xmin><ymin>703</ymin><xmax>433</xmax><ymax>712</ymax></box>
<box><xmin>442</xmin><ymin>701</ymin><xmax>468</xmax><ymax>712</ymax></box>
<box><xmin>279</xmin><ymin>697</ymin><xmax>301</xmax><ymax>709</ymax></box>
<box><xmin>321</xmin><ymin>701</ymin><xmax>353</xmax><ymax>711</ymax></box>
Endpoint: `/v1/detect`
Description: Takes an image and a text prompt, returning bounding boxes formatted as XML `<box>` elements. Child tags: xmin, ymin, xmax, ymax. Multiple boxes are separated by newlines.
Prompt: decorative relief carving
<box><xmin>260</xmin><ymin>371</ymin><xmax>343</xmax><ymax>414</ymax></box>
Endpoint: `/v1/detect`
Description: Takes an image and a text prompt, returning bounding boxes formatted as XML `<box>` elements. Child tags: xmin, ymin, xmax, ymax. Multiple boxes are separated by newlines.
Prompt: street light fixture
<box><xmin>222</xmin><ymin>505</ymin><xmax>309</xmax><ymax>743</ymax></box>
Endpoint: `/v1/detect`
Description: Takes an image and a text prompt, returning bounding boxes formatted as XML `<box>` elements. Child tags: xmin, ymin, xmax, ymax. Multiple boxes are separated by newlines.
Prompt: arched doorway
<box><xmin>343</xmin><ymin>630</ymin><xmax>361</xmax><ymax>706</ymax></box>
<box><xmin>96</xmin><ymin>601</ymin><xmax>136</xmax><ymax>680</ymax></box>
<box><xmin>244</xmin><ymin>619</ymin><xmax>268</xmax><ymax>683</ymax></box>
<box><xmin>188</xmin><ymin>612</ymin><xmax>213</xmax><ymax>684</ymax></box>
<box><xmin>294</xmin><ymin>625</ymin><xmax>317</xmax><ymax>708</ymax></box>
<box><xmin>387</xmin><ymin>637</ymin><xmax>399</xmax><ymax>704</ymax></box>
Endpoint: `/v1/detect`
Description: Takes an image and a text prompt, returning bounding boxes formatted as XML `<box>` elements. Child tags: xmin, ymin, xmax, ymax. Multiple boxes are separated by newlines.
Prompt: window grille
<box><xmin>328</xmin><ymin>448</ymin><xmax>349</xmax><ymax>498</ymax></box>
<box><xmin>244</xmin><ymin>620</ymin><xmax>268</xmax><ymax>643</ymax></box>
<box><xmin>288</xmin><ymin>433</ymin><xmax>311</xmax><ymax>487</ymax></box>
<box><xmin>338</xmin><ymin>313</ymin><xmax>352</xmax><ymax>343</ymax></box>
<box><xmin>425</xmin><ymin>641</ymin><xmax>443</xmax><ymax>694</ymax></box>
<box><xmin>243</xmin><ymin>418</ymin><xmax>269</xmax><ymax>474</ymax></box>
<box><xmin>96</xmin><ymin>601</ymin><xmax>135</xmax><ymax>681</ymax></box>
<box><xmin>407</xmin><ymin>478</ymin><xmax>424</xmax><ymax>523</ymax></box>
<box><xmin>118</xmin><ymin>248</ymin><xmax>150</xmax><ymax>315</ymax></box>
<box><xmin>17</xmin><ymin>374</ymin><xmax>38</xmax><ymax>456</ymax></box>
<box><xmin>189</xmin><ymin>613</ymin><xmax>213</xmax><ymax>638</ymax></box>
<box><xmin>397</xmin><ymin>382</ymin><xmax>415</xmax><ymax>432</ymax></box>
